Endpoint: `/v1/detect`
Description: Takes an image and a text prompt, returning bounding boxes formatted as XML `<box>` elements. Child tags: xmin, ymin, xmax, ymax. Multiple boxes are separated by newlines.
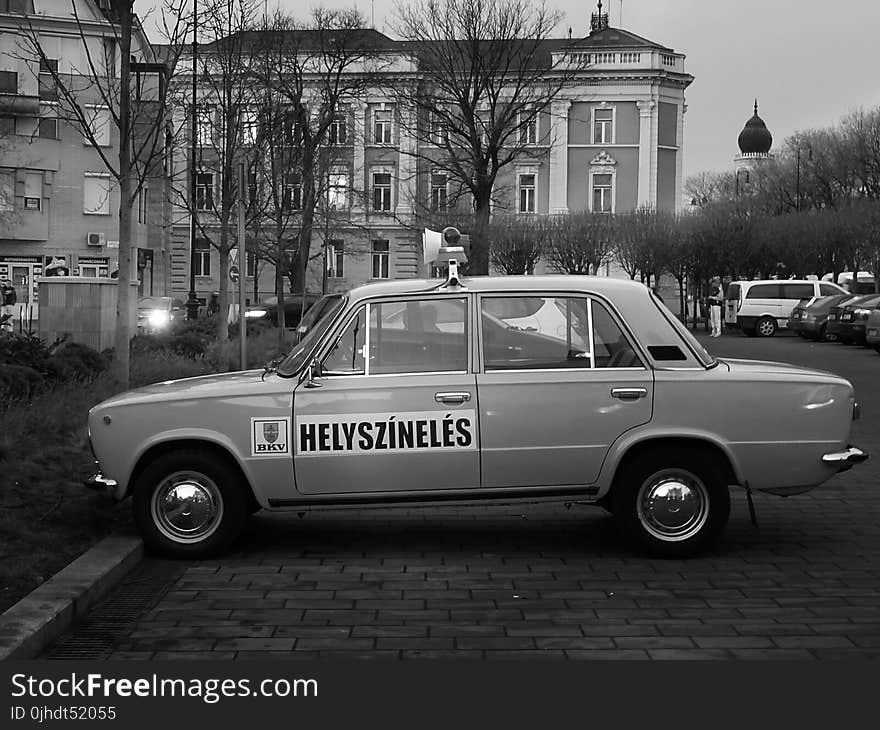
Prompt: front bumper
<box><xmin>822</xmin><ymin>445</ymin><xmax>869</xmax><ymax>472</ymax></box>
<box><xmin>84</xmin><ymin>467</ymin><xmax>125</xmax><ymax>500</ymax></box>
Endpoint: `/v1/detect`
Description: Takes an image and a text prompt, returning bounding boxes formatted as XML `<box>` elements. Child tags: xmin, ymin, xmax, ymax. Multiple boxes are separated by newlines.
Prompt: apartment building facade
<box><xmin>0</xmin><ymin>0</ymin><xmax>168</xmax><ymax>326</ymax></box>
<box><xmin>171</xmin><ymin>14</ymin><xmax>693</xmax><ymax>307</ymax></box>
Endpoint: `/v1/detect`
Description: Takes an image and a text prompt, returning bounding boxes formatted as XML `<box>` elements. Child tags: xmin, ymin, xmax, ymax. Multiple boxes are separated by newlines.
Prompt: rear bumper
<box><xmin>822</xmin><ymin>445</ymin><xmax>869</xmax><ymax>472</ymax></box>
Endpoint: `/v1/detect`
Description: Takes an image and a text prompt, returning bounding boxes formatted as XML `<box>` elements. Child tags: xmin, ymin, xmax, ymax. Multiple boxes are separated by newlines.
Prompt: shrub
<box><xmin>47</xmin><ymin>342</ymin><xmax>108</xmax><ymax>380</ymax></box>
<box><xmin>0</xmin><ymin>364</ymin><xmax>45</xmax><ymax>404</ymax></box>
<box><xmin>205</xmin><ymin>327</ymin><xmax>295</xmax><ymax>372</ymax></box>
<box><xmin>130</xmin><ymin>349</ymin><xmax>212</xmax><ymax>386</ymax></box>
<box><xmin>0</xmin><ymin>333</ymin><xmax>52</xmax><ymax>375</ymax></box>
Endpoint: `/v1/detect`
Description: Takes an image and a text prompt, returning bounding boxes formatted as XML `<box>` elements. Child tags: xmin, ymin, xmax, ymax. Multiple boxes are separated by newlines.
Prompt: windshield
<box><xmin>276</xmin><ymin>295</ymin><xmax>347</xmax><ymax>377</ymax></box>
<box><xmin>138</xmin><ymin>297</ymin><xmax>170</xmax><ymax>310</ymax></box>
<box><xmin>650</xmin><ymin>292</ymin><xmax>716</xmax><ymax>368</ymax></box>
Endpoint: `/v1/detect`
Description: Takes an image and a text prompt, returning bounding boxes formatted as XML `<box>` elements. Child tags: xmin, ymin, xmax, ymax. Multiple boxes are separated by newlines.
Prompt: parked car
<box><xmin>244</xmin><ymin>294</ymin><xmax>322</xmax><ymax>329</ymax></box>
<box><xmin>725</xmin><ymin>279</ymin><xmax>847</xmax><ymax>337</ymax></box>
<box><xmin>86</xmin><ymin>274</ymin><xmax>868</xmax><ymax>559</ymax></box>
<box><xmin>825</xmin><ymin>294</ymin><xmax>880</xmax><ymax>345</ymax></box>
<box><xmin>865</xmin><ymin>308</ymin><xmax>880</xmax><ymax>352</ymax></box>
<box><xmin>789</xmin><ymin>294</ymin><xmax>852</xmax><ymax>341</ymax></box>
<box><xmin>136</xmin><ymin>296</ymin><xmax>186</xmax><ymax>334</ymax></box>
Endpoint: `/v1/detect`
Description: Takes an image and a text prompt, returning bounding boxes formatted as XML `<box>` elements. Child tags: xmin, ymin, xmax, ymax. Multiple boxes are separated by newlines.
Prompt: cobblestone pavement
<box><xmin>50</xmin><ymin>330</ymin><xmax>880</xmax><ymax>660</ymax></box>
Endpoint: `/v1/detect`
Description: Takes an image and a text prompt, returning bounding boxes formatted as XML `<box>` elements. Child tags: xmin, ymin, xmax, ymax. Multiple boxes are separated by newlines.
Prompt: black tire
<box><xmin>133</xmin><ymin>448</ymin><xmax>249</xmax><ymax>558</ymax></box>
<box><xmin>874</xmin><ymin>345</ymin><xmax>880</xmax><ymax>354</ymax></box>
<box><xmin>611</xmin><ymin>449</ymin><xmax>731</xmax><ymax>558</ymax></box>
<box><xmin>755</xmin><ymin>316</ymin><xmax>777</xmax><ymax>337</ymax></box>
<box><xmin>814</xmin><ymin>323</ymin><xmax>827</xmax><ymax>342</ymax></box>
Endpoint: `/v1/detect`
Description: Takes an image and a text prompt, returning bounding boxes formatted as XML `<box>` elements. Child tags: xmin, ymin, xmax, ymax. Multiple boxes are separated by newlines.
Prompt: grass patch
<box><xmin>0</xmin><ymin>350</ymin><xmax>215</xmax><ymax>613</ymax></box>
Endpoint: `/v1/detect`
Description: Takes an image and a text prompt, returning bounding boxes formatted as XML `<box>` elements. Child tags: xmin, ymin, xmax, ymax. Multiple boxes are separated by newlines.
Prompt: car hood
<box><xmin>718</xmin><ymin>357</ymin><xmax>847</xmax><ymax>384</ymax></box>
<box><xmin>92</xmin><ymin>369</ymin><xmax>281</xmax><ymax>410</ymax></box>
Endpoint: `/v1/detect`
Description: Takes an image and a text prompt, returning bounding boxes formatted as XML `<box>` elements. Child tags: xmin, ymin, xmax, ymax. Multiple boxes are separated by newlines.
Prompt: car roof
<box><xmin>347</xmin><ymin>275</ymin><xmax>652</xmax><ymax>300</ymax></box>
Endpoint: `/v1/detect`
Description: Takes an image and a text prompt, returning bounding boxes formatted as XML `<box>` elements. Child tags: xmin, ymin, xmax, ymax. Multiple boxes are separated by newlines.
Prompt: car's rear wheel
<box><xmin>611</xmin><ymin>449</ymin><xmax>730</xmax><ymax>558</ymax></box>
<box><xmin>133</xmin><ymin>449</ymin><xmax>248</xmax><ymax>558</ymax></box>
<box><xmin>755</xmin><ymin>316</ymin><xmax>777</xmax><ymax>337</ymax></box>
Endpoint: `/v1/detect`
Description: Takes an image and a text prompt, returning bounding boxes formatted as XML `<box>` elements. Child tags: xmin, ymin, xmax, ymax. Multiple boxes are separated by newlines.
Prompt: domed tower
<box><xmin>735</xmin><ymin>100</ymin><xmax>773</xmax><ymax>180</ymax></box>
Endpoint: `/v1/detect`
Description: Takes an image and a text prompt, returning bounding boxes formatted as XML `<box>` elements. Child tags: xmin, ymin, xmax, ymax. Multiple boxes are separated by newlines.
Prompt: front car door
<box><xmin>476</xmin><ymin>293</ymin><xmax>653</xmax><ymax>489</ymax></box>
<box><xmin>292</xmin><ymin>294</ymin><xmax>479</xmax><ymax>495</ymax></box>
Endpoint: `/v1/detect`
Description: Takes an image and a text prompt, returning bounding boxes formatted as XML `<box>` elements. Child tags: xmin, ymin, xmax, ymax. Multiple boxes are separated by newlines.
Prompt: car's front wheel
<box><xmin>611</xmin><ymin>450</ymin><xmax>730</xmax><ymax>558</ymax></box>
<box><xmin>133</xmin><ymin>449</ymin><xmax>248</xmax><ymax>558</ymax></box>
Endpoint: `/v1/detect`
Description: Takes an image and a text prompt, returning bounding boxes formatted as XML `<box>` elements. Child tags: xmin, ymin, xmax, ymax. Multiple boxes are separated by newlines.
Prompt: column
<box><xmin>675</xmin><ymin>102</ymin><xmax>687</xmax><ymax>214</ymax></box>
<box><xmin>548</xmin><ymin>99</ymin><xmax>571</xmax><ymax>214</ymax></box>
<box><xmin>636</xmin><ymin>99</ymin><xmax>656</xmax><ymax>208</ymax></box>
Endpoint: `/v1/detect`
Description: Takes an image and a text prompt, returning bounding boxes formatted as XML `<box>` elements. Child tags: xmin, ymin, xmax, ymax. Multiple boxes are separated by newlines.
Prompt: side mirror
<box><xmin>303</xmin><ymin>357</ymin><xmax>323</xmax><ymax>388</ymax></box>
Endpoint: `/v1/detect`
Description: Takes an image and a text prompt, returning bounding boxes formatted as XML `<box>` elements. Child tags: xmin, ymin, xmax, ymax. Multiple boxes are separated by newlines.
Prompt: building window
<box><xmin>0</xmin><ymin>70</ymin><xmax>18</xmax><ymax>94</ymax></box>
<box><xmin>38</xmin><ymin>117</ymin><xmax>57</xmax><ymax>139</ymax></box>
<box><xmin>138</xmin><ymin>186</ymin><xmax>148</xmax><ymax>223</ymax></box>
<box><xmin>591</xmin><ymin>172</ymin><xmax>613</xmax><ymax>213</ymax></box>
<box><xmin>0</xmin><ymin>116</ymin><xmax>14</xmax><ymax>134</ymax></box>
<box><xmin>593</xmin><ymin>107</ymin><xmax>613</xmax><ymax>144</ymax></box>
<box><xmin>327</xmin><ymin>171</ymin><xmax>347</xmax><ymax>210</ymax></box>
<box><xmin>283</xmin><ymin>111</ymin><xmax>303</xmax><ymax>146</ymax></box>
<box><xmin>327</xmin><ymin>240</ymin><xmax>344</xmax><ymax>279</ymax></box>
<box><xmin>329</xmin><ymin>114</ymin><xmax>347</xmax><ymax>145</ymax></box>
<box><xmin>246</xmin><ymin>250</ymin><xmax>256</xmax><ymax>278</ymax></box>
<box><xmin>429</xmin><ymin>111</ymin><xmax>447</xmax><ymax>146</ymax></box>
<box><xmin>518</xmin><ymin>173</ymin><xmax>536</xmax><ymax>214</ymax></box>
<box><xmin>38</xmin><ymin>59</ymin><xmax>58</xmax><ymax>101</ymax></box>
<box><xmin>84</xmin><ymin>106</ymin><xmax>111</xmax><ymax>146</ymax></box>
<box><xmin>194</xmin><ymin>238</ymin><xmax>211</xmax><ymax>277</ymax></box>
<box><xmin>84</xmin><ymin>172</ymin><xmax>111</xmax><ymax>215</ymax></box>
<box><xmin>25</xmin><ymin>172</ymin><xmax>42</xmax><ymax>210</ymax></box>
<box><xmin>372</xmin><ymin>171</ymin><xmax>392</xmax><ymax>212</ymax></box>
<box><xmin>518</xmin><ymin>111</ymin><xmax>537</xmax><ymax>145</ymax></box>
<box><xmin>430</xmin><ymin>172</ymin><xmax>447</xmax><ymax>212</ymax></box>
<box><xmin>371</xmin><ymin>239</ymin><xmax>390</xmax><ymax>279</ymax></box>
<box><xmin>0</xmin><ymin>0</ymin><xmax>27</xmax><ymax>14</ymax></box>
<box><xmin>195</xmin><ymin>173</ymin><xmax>214</xmax><ymax>211</ymax></box>
<box><xmin>283</xmin><ymin>172</ymin><xmax>301</xmax><ymax>211</ymax></box>
<box><xmin>240</xmin><ymin>108</ymin><xmax>258</xmax><ymax>145</ymax></box>
<box><xmin>0</xmin><ymin>169</ymin><xmax>14</xmax><ymax>213</ymax></box>
<box><xmin>373</xmin><ymin>108</ymin><xmax>392</xmax><ymax>144</ymax></box>
<box><xmin>196</xmin><ymin>106</ymin><xmax>214</xmax><ymax>146</ymax></box>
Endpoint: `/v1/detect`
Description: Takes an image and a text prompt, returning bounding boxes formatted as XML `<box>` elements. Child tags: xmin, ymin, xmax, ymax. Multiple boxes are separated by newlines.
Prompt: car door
<box><xmin>292</xmin><ymin>295</ymin><xmax>479</xmax><ymax>495</ymax></box>
<box><xmin>476</xmin><ymin>293</ymin><xmax>653</xmax><ymax>489</ymax></box>
<box><xmin>743</xmin><ymin>283</ymin><xmax>783</xmax><ymax>323</ymax></box>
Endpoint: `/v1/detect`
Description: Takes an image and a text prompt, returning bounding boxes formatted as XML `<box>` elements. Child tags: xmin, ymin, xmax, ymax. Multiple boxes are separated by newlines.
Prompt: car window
<box><xmin>781</xmin><ymin>283</ymin><xmax>814</xmax><ymax>300</ymax></box>
<box><xmin>277</xmin><ymin>295</ymin><xmax>347</xmax><ymax>376</ymax></box>
<box><xmin>819</xmin><ymin>283</ymin><xmax>841</xmax><ymax>296</ymax></box>
<box><xmin>481</xmin><ymin>295</ymin><xmax>593</xmax><ymax>370</ymax></box>
<box><xmin>368</xmin><ymin>298</ymin><xmax>468</xmax><ymax>375</ymax></box>
<box><xmin>591</xmin><ymin>301</ymin><xmax>644</xmax><ymax>368</ymax></box>
<box><xmin>138</xmin><ymin>296</ymin><xmax>169</xmax><ymax>309</ymax></box>
<box><xmin>726</xmin><ymin>283</ymin><xmax>741</xmax><ymax>301</ymax></box>
<box><xmin>323</xmin><ymin>306</ymin><xmax>366</xmax><ymax>374</ymax></box>
<box><xmin>745</xmin><ymin>283</ymin><xmax>782</xmax><ymax>299</ymax></box>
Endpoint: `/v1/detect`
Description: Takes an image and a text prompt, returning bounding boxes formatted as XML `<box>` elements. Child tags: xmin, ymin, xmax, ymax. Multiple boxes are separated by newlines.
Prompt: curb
<box><xmin>0</xmin><ymin>535</ymin><xmax>143</xmax><ymax>660</ymax></box>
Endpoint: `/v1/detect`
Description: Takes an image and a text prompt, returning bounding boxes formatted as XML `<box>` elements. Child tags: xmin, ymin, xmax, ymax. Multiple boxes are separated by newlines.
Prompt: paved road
<box><xmin>48</xmin><ymin>330</ymin><xmax>880</xmax><ymax>660</ymax></box>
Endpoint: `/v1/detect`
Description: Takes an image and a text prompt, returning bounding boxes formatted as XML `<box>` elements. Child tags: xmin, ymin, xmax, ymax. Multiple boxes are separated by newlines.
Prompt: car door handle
<box><xmin>610</xmin><ymin>387</ymin><xmax>648</xmax><ymax>400</ymax></box>
<box><xmin>435</xmin><ymin>392</ymin><xmax>471</xmax><ymax>404</ymax></box>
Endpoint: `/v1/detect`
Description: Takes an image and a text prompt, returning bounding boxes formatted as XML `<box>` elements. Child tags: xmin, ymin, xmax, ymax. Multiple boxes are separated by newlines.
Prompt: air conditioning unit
<box><xmin>87</xmin><ymin>231</ymin><xmax>106</xmax><ymax>247</ymax></box>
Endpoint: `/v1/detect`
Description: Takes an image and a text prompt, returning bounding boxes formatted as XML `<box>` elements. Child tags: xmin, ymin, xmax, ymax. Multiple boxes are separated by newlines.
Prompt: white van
<box><xmin>725</xmin><ymin>279</ymin><xmax>847</xmax><ymax>337</ymax></box>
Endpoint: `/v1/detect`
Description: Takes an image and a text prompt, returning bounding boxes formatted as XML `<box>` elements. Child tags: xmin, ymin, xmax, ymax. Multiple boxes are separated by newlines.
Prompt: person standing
<box><xmin>0</xmin><ymin>276</ymin><xmax>16</xmax><ymax>332</ymax></box>
<box><xmin>708</xmin><ymin>276</ymin><xmax>723</xmax><ymax>337</ymax></box>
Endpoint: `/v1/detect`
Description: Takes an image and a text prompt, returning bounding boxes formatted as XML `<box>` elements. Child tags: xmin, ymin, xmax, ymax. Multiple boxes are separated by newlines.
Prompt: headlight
<box><xmin>854</xmin><ymin>308</ymin><xmax>872</xmax><ymax>318</ymax></box>
<box><xmin>245</xmin><ymin>309</ymin><xmax>267</xmax><ymax>318</ymax></box>
<box><xmin>804</xmin><ymin>314</ymin><xmax>816</xmax><ymax>321</ymax></box>
<box><xmin>147</xmin><ymin>310</ymin><xmax>171</xmax><ymax>328</ymax></box>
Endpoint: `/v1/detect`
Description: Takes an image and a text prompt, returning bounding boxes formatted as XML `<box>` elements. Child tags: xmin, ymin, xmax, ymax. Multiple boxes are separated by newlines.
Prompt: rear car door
<box><xmin>476</xmin><ymin>293</ymin><xmax>653</xmax><ymax>489</ymax></box>
<box><xmin>292</xmin><ymin>295</ymin><xmax>479</xmax><ymax>495</ymax></box>
<box><xmin>725</xmin><ymin>283</ymin><xmax>741</xmax><ymax>325</ymax></box>
<box><xmin>744</xmin><ymin>283</ymin><xmax>783</xmax><ymax>323</ymax></box>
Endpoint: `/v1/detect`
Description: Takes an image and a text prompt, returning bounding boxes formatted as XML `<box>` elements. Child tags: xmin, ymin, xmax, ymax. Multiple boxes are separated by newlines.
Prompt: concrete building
<box><xmin>0</xmin><ymin>0</ymin><xmax>169</xmax><ymax>328</ymax></box>
<box><xmin>170</xmin><ymin>8</ymin><xmax>693</xmax><ymax>306</ymax></box>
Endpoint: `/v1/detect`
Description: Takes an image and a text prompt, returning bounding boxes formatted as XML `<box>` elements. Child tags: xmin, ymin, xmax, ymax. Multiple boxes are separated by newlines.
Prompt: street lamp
<box><xmin>186</xmin><ymin>0</ymin><xmax>200</xmax><ymax>321</ymax></box>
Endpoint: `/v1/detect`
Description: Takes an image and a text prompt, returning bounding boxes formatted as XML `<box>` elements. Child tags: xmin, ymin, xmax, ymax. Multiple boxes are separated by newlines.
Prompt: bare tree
<box><xmin>489</xmin><ymin>216</ymin><xmax>545</xmax><ymax>274</ymax></box>
<box><xmin>544</xmin><ymin>212</ymin><xmax>613</xmax><ymax>275</ymax></box>
<box><xmin>392</xmin><ymin>0</ymin><xmax>583</xmax><ymax>274</ymax></box>
<box><xmin>15</xmin><ymin>0</ymin><xmax>190</xmax><ymax>387</ymax></box>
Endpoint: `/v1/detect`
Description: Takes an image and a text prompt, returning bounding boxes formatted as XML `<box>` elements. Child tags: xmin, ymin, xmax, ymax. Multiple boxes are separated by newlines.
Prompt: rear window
<box><xmin>781</xmin><ymin>283</ymin><xmax>814</xmax><ymax>300</ymax></box>
<box><xmin>820</xmin><ymin>283</ymin><xmax>842</xmax><ymax>296</ymax></box>
<box><xmin>726</xmin><ymin>283</ymin><xmax>741</xmax><ymax>301</ymax></box>
<box><xmin>746</xmin><ymin>283</ymin><xmax>781</xmax><ymax>299</ymax></box>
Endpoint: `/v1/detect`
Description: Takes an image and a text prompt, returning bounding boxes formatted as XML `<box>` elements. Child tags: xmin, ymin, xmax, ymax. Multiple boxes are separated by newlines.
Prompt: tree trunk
<box><xmin>111</xmin><ymin>2</ymin><xmax>134</xmax><ymax>389</ymax></box>
<box><xmin>469</xmin><ymin>194</ymin><xmax>491</xmax><ymax>275</ymax></box>
<box><xmin>216</xmin><ymin>214</ymin><xmax>230</xmax><ymax>344</ymax></box>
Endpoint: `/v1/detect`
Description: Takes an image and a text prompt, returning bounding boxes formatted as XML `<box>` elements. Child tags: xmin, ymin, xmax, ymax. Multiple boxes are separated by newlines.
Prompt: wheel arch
<box><xmin>128</xmin><ymin>438</ymin><xmax>260</xmax><ymax>512</ymax></box>
<box><xmin>608</xmin><ymin>436</ymin><xmax>742</xmax><ymax>495</ymax></box>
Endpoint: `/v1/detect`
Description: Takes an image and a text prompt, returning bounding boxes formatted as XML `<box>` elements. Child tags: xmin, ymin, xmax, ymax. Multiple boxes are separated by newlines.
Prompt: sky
<box><xmin>139</xmin><ymin>0</ymin><xmax>880</xmax><ymax>179</ymax></box>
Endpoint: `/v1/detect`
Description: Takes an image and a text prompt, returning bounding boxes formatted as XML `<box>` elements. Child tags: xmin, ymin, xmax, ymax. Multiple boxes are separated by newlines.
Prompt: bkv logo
<box><xmin>252</xmin><ymin>417</ymin><xmax>289</xmax><ymax>455</ymax></box>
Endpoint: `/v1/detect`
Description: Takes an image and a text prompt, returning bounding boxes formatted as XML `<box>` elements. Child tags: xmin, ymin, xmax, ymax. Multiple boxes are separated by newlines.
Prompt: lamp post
<box><xmin>186</xmin><ymin>0</ymin><xmax>200</xmax><ymax>321</ymax></box>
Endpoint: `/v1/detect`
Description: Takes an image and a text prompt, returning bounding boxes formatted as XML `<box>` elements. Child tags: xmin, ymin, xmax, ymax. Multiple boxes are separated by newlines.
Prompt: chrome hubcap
<box><xmin>151</xmin><ymin>471</ymin><xmax>223</xmax><ymax>544</ymax></box>
<box><xmin>637</xmin><ymin>471</ymin><xmax>709</xmax><ymax>542</ymax></box>
<box><xmin>758</xmin><ymin>320</ymin><xmax>774</xmax><ymax>335</ymax></box>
